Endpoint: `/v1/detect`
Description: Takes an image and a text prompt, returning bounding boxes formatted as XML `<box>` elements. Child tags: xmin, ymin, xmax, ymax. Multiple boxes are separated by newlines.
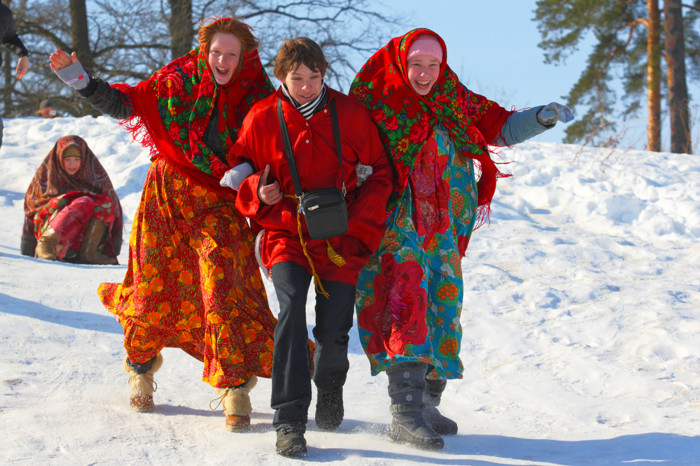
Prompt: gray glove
<box><xmin>53</xmin><ymin>60</ymin><xmax>90</xmax><ymax>91</ymax></box>
<box><xmin>537</xmin><ymin>102</ymin><xmax>574</xmax><ymax>126</ymax></box>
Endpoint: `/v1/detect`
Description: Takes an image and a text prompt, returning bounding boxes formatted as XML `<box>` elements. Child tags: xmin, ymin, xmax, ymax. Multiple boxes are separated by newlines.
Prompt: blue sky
<box><xmin>391</xmin><ymin>0</ymin><xmax>590</xmax><ymax>144</ymax></box>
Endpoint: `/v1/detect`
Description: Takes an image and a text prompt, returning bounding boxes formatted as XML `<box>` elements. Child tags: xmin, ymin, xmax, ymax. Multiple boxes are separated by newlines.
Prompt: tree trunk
<box><xmin>168</xmin><ymin>0</ymin><xmax>194</xmax><ymax>60</ymax></box>
<box><xmin>647</xmin><ymin>0</ymin><xmax>662</xmax><ymax>152</ymax></box>
<box><xmin>664</xmin><ymin>0</ymin><xmax>691</xmax><ymax>153</ymax></box>
<box><xmin>69</xmin><ymin>0</ymin><xmax>95</xmax><ymax>72</ymax></box>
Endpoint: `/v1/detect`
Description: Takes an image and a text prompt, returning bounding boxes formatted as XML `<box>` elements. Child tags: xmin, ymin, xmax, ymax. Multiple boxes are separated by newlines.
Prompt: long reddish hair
<box><xmin>198</xmin><ymin>17</ymin><xmax>259</xmax><ymax>58</ymax></box>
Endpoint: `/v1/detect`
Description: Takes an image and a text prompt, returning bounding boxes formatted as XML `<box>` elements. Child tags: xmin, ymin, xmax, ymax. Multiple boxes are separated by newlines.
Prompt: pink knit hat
<box><xmin>407</xmin><ymin>35</ymin><xmax>443</xmax><ymax>63</ymax></box>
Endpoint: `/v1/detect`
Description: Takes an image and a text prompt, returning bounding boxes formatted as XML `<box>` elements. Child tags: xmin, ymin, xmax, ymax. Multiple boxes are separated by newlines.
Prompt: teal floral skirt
<box><xmin>354</xmin><ymin>128</ymin><xmax>479</xmax><ymax>380</ymax></box>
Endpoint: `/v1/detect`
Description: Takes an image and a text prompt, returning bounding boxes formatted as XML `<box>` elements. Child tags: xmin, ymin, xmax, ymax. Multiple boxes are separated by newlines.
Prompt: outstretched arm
<box><xmin>496</xmin><ymin>102</ymin><xmax>575</xmax><ymax>146</ymax></box>
<box><xmin>1</xmin><ymin>10</ymin><xmax>29</xmax><ymax>80</ymax></box>
<box><xmin>49</xmin><ymin>49</ymin><xmax>133</xmax><ymax>120</ymax></box>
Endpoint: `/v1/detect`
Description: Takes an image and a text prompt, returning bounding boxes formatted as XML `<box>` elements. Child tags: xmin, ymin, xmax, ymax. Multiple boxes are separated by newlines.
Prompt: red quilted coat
<box><xmin>231</xmin><ymin>87</ymin><xmax>393</xmax><ymax>285</ymax></box>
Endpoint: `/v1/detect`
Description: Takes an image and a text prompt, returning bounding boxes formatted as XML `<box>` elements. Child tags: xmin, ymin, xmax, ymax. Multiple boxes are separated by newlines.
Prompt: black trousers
<box><xmin>270</xmin><ymin>261</ymin><xmax>355</xmax><ymax>429</ymax></box>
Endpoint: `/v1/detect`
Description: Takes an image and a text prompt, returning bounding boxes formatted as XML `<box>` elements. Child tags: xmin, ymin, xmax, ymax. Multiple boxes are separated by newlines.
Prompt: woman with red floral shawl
<box><xmin>49</xmin><ymin>17</ymin><xmax>277</xmax><ymax>432</ymax></box>
<box><xmin>350</xmin><ymin>29</ymin><xmax>573</xmax><ymax>450</ymax></box>
<box><xmin>21</xmin><ymin>135</ymin><xmax>122</xmax><ymax>265</ymax></box>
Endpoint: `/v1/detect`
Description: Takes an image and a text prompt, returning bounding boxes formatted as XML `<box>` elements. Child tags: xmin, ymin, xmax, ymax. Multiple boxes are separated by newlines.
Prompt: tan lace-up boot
<box><xmin>123</xmin><ymin>353</ymin><xmax>163</xmax><ymax>412</ymax></box>
<box><xmin>212</xmin><ymin>376</ymin><xmax>258</xmax><ymax>432</ymax></box>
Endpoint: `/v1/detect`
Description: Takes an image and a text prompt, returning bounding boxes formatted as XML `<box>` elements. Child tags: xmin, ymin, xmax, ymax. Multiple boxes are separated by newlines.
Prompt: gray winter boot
<box><xmin>424</xmin><ymin>378</ymin><xmax>458</xmax><ymax>435</ymax></box>
<box><xmin>386</xmin><ymin>362</ymin><xmax>444</xmax><ymax>450</ymax></box>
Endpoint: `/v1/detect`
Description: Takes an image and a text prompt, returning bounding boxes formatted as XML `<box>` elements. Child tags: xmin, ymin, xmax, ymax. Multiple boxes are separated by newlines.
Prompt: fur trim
<box><xmin>123</xmin><ymin>354</ymin><xmax>163</xmax><ymax>397</ymax></box>
<box><xmin>215</xmin><ymin>376</ymin><xmax>258</xmax><ymax>416</ymax></box>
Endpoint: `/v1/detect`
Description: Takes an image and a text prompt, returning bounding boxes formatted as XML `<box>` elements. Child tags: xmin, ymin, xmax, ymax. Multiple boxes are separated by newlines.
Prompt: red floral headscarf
<box><xmin>350</xmin><ymin>28</ymin><xmax>513</xmax><ymax>222</ymax></box>
<box><xmin>114</xmin><ymin>18</ymin><xmax>274</xmax><ymax>195</ymax></box>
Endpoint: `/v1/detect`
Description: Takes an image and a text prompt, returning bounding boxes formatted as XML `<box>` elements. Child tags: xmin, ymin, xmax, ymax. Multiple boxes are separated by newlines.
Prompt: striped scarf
<box><xmin>281</xmin><ymin>83</ymin><xmax>328</xmax><ymax>119</ymax></box>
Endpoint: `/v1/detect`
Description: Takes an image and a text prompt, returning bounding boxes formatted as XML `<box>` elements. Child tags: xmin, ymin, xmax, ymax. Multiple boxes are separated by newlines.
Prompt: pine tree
<box><xmin>534</xmin><ymin>0</ymin><xmax>700</xmax><ymax>153</ymax></box>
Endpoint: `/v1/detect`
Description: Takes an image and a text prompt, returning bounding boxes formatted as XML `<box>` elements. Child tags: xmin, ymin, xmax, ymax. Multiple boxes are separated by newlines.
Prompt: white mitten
<box><xmin>220</xmin><ymin>162</ymin><xmax>254</xmax><ymax>190</ymax></box>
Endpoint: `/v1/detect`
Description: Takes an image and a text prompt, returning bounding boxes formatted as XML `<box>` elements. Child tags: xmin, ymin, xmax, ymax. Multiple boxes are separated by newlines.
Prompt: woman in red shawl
<box><xmin>21</xmin><ymin>135</ymin><xmax>122</xmax><ymax>265</ymax></box>
<box><xmin>350</xmin><ymin>29</ymin><xmax>574</xmax><ymax>450</ymax></box>
<box><xmin>49</xmin><ymin>17</ymin><xmax>277</xmax><ymax>432</ymax></box>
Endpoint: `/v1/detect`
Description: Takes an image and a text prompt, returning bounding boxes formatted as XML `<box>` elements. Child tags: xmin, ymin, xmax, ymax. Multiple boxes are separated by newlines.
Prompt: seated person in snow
<box><xmin>21</xmin><ymin>135</ymin><xmax>123</xmax><ymax>265</ymax></box>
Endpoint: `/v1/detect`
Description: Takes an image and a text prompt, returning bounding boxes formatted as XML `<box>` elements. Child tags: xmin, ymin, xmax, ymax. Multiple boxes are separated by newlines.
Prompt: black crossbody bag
<box><xmin>277</xmin><ymin>98</ymin><xmax>348</xmax><ymax>240</ymax></box>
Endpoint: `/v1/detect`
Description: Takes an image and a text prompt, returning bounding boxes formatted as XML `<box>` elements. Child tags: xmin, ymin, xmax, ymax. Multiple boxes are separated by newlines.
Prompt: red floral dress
<box><xmin>98</xmin><ymin>159</ymin><xmax>275</xmax><ymax>388</ymax></box>
<box><xmin>96</xmin><ymin>25</ymin><xmax>277</xmax><ymax>389</ymax></box>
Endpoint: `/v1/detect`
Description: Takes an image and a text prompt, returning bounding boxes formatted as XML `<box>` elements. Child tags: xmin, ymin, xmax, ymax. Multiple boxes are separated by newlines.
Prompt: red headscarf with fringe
<box><xmin>350</xmin><ymin>28</ymin><xmax>513</xmax><ymax>223</ymax></box>
<box><xmin>113</xmin><ymin>19</ymin><xmax>273</xmax><ymax>195</ymax></box>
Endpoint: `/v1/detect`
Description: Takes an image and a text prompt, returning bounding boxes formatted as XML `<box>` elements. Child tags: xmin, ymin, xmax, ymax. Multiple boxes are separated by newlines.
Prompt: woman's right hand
<box><xmin>49</xmin><ymin>50</ymin><xmax>78</xmax><ymax>72</ymax></box>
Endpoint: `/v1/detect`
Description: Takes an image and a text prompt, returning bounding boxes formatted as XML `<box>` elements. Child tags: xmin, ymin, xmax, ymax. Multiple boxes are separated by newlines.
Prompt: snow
<box><xmin>1</xmin><ymin>116</ymin><xmax>698</xmax><ymax>465</ymax></box>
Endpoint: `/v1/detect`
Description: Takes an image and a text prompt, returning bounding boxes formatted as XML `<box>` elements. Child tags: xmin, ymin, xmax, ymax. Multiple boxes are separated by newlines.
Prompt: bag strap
<box><xmin>277</xmin><ymin>97</ymin><xmax>345</xmax><ymax>196</ymax></box>
<box><xmin>277</xmin><ymin>98</ymin><xmax>303</xmax><ymax>197</ymax></box>
<box><xmin>328</xmin><ymin>99</ymin><xmax>346</xmax><ymax>194</ymax></box>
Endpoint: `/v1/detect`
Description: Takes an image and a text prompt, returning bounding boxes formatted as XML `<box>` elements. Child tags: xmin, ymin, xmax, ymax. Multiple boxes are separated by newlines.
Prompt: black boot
<box><xmin>424</xmin><ymin>378</ymin><xmax>458</xmax><ymax>435</ymax></box>
<box><xmin>315</xmin><ymin>389</ymin><xmax>343</xmax><ymax>431</ymax></box>
<box><xmin>276</xmin><ymin>424</ymin><xmax>307</xmax><ymax>457</ymax></box>
<box><xmin>386</xmin><ymin>362</ymin><xmax>444</xmax><ymax>450</ymax></box>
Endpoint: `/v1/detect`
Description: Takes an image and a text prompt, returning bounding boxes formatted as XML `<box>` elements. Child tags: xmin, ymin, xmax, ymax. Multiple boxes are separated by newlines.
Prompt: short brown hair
<box><xmin>197</xmin><ymin>17</ymin><xmax>259</xmax><ymax>56</ymax></box>
<box><xmin>273</xmin><ymin>37</ymin><xmax>328</xmax><ymax>81</ymax></box>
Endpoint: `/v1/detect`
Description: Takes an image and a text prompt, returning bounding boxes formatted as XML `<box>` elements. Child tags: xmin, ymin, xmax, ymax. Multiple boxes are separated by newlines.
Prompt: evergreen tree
<box><xmin>534</xmin><ymin>0</ymin><xmax>700</xmax><ymax>153</ymax></box>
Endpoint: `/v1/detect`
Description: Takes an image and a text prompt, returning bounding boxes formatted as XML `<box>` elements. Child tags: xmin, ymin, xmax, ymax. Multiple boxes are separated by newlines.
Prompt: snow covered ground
<box><xmin>0</xmin><ymin>115</ymin><xmax>698</xmax><ymax>465</ymax></box>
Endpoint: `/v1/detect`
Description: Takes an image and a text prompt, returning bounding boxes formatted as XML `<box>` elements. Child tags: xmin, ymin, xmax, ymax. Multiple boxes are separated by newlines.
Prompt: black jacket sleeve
<box><xmin>0</xmin><ymin>5</ymin><xmax>28</xmax><ymax>57</ymax></box>
<box><xmin>78</xmin><ymin>76</ymin><xmax>135</xmax><ymax>120</ymax></box>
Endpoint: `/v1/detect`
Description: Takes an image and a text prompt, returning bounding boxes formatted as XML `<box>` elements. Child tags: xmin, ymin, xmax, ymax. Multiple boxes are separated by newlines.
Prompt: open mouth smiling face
<box><xmin>406</xmin><ymin>54</ymin><xmax>441</xmax><ymax>96</ymax></box>
<box><xmin>208</xmin><ymin>33</ymin><xmax>242</xmax><ymax>85</ymax></box>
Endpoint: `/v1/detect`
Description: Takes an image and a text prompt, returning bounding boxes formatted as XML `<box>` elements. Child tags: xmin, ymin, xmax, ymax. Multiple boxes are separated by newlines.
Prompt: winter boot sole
<box><xmin>130</xmin><ymin>394</ymin><xmax>155</xmax><ymax>412</ymax></box>
<box><xmin>315</xmin><ymin>389</ymin><xmax>344</xmax><ymax>431</ymax></box>
<box><xmin>387</xmin><ymin>419</ymin><xmax>444</xmax><ymax>450</ymax></box>
<box><xmin>225</xmin><ymin>414</ymin><xmax>251</xmax><ymax>432</ymax></box>
<box><xmin>276</xmin><ymin>443</ymin><xmax>307</xmax><ymax>457</ymax></box>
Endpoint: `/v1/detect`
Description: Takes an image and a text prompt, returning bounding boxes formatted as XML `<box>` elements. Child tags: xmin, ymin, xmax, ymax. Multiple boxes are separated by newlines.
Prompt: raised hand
<box><xmin>537</xmin><ymin>102</ymin><xmax>575</xmax><ymax>126</ymax></box>
<box><xmin>49</xmin><ymin>50</ymin><xmax>78</xmax><ymax>72</ymax></box>
<box><xmin>49</xmin><ymin>50</ymin><xmax>89</xmax><ymax>90</ymax></box>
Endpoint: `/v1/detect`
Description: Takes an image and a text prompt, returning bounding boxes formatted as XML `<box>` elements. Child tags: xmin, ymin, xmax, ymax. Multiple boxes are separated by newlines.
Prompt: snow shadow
<box><xmin>440</xmin><ymin>433</ymin><xmax>700</xmax><ymax>465</ymax></box>
<box><xmin>0</xmin><ymin>188</ymin><xmax>23</xmax><ymax>206</ymax></box>
<box><xmin>308</xmin><ymin>432</ymin><xmax>700</xmax><ymax>465</ymax></box>
<box><xmin>0</xmin><ymin>292</ymin><xmax>122</xmax><ymax>334</ymax></box>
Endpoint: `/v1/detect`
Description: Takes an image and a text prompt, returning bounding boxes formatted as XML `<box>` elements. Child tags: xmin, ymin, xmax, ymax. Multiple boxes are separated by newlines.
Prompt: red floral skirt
<box><xmin>98</xmin><ymin>158</ymin><xmax>276</xmax><ymax>388</ymax></box>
